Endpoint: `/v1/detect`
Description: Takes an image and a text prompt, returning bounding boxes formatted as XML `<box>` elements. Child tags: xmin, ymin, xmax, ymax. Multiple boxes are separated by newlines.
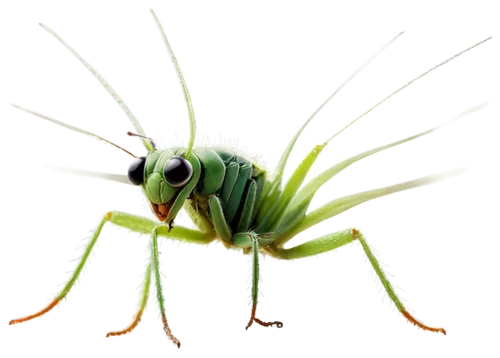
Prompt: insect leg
<box><xmin>9</xmin><ymin>211</ymin><xmax>214</xmax><ymax>326</ymax></box>
<box><xmin>267</xmin><ymin>228</ymin><xmax>355</xmax><ymax>260</ymax></box>
<box><xmin>208</xmin><ymin>195</ymin><xmax>232</xmax><ymax>242</ymax></box>
<box><xmin>225</xmin><ymin>162</ymin><xmax>252</xmax><ymax>223</ymax></box>
<box><xmin>220</xmin><ymin>162</ymin><xmax>240</xmax><ymax>208</ymax></box>
<box><xmin>267</xmin><ymin>229</ymin><xmax>446</xmax><ymax>335</ymax></box>
<box><xmin>236</xmin><ymin>180</ymin><xmax>257</xmax><ymax>233</ymax></box>
<box><xmin>100</xmin><ymin>210</ymin><xmax>214</xmax><ymax>350</ymax></box>
<box><xmin>105</xmin><ymin>263</ymin><xmax>151</xmax><ymax>337</ymax></box>
<box><xmin>251</xmin><ymin>173</ymin><xmax>267</xmax><ymax>223</ymax></box>
<box><xmin>150</xmin><ymin>228</ymin><xmax>184</xmax><ymax>351</ymax></box>
<box><xmin>109</xmin><ymin>211</ymin><xmax>216</xmax><ymax>244</ymax></box>
<box><xmin>9</xmin><ymin>213</ymin><xmax>108</xmax><ymax>325</ymax></box>
<box><xmin>245</xmin><ymin>233</ymin><xmax>283</xmax><ymax>330</ymax></box>
<box><xmin>104</xmin><ymin>228</ymin><xmax>182</xmax><ymax>348</ymax></box>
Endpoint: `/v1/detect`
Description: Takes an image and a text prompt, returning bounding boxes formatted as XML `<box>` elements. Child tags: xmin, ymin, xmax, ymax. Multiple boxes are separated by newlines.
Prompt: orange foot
<box><xmin>242</xmin><ymin>306</ymin><xmax>285</xmax><ymax>333</ymax></box>
<box><xmin>102</xmin><ymin>311</ymin><xmax>184</xmax><ymax>352</ymax></box>
<box><xmin>401</xmin><ymin>310</ymin><xmax>450</xmax><ymax>338</ymax></box>
<box><xmin>6</xmin><ymin>297</ymin><xmax>62</xmax><ymax>327</ymax></box>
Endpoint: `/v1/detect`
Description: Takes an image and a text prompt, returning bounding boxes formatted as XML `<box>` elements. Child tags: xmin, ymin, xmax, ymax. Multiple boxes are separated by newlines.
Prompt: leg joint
<box><xmin>352</xmin><ymin>226</ymin><xmax>367</xmax><ymax>240</ymax></box>
<box><xmin>105</xmin><ymin>211</ymin><xmax>113</xmax><ymax>221</ymax></box>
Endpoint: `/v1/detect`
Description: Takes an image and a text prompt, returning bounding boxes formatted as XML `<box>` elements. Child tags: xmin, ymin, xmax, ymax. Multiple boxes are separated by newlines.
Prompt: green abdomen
<box><xmin>192</xmin><ymin>147</ymin><xmax>267</xmax><ymax>233</ymax></box>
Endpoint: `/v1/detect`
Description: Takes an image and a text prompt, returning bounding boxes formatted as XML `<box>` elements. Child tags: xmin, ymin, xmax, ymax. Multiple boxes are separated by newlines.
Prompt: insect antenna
<box><xmin>127</xmin><ymin>131</ymin><xmax>157</xmax><ymax>150</ymax></box>
<box><xmin>149</xmin><ymin>8</ymin><xmax>199</xmax><ymax>158</ymax></box>
<box><xmin>42</xmin><ymin>164</ymin><xmax>134</xmax><ymax>186</ymax></box>
<box><xmin>37</xmin><ymin>21</ymin><xmax>151</xmax><ymax>150</ymax></box>
<box><xmin>9</xmin><ymin>103</ymin><xmax>139</xmax><ymax>158</ymax></box>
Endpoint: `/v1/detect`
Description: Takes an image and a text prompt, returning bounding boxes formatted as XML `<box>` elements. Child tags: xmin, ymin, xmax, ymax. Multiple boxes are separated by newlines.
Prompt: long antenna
<box><xmin>37</xmin><ymin>21</ymin><xmax>150</xmax><ymax>150</ymax></box>
<box><xmin>149</xmin><ymin>8</ymin><xmax>198</xmax><ymax>158</ymax></box>
<box><xmin>9</xmin><ymin>103</ymin><xmax>138</xmax><ymax>158</ymax></box>
<box><xmin>127</xmin><ymin>131</ymin><xmax>157</xmax><ymax>150</ymax></box>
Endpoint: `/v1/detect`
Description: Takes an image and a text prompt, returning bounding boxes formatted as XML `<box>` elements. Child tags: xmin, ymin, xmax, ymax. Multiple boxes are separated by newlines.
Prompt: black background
<box><xmin>0</xmin><ymin>1</ymin><xmax>498</xmax><ymax>353</ymax></box>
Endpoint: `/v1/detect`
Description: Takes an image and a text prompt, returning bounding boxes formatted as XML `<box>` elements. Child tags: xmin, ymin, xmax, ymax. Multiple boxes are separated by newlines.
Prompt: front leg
<box><xmin>151</xmin><ymin>227</ymin><xmax>181</xmax><ymax>348</ymax></box>
<box><xmin>9</xmin><ymin>213</ymin><xmax>109</xmax><ymax>325</ymax></box>
<box><xmin>104</xmin><ymin>213</ymin><xmax>215</xmax><ymax>340</ymax></box>
<box><xmin>9</xmin><ymin>211</ymin><xmax>215</xmax><ymax>333</ymax></box>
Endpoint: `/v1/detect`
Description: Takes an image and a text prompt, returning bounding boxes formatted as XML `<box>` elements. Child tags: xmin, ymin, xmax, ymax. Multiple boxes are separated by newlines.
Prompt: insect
<box><xmin>9</xmin><ymin>10</ymin><xmax>491</xmax><ymax>348</ymax></box>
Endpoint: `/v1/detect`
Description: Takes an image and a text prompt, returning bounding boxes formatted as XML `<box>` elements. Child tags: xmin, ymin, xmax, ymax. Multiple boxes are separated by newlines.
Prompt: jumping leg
<box><xmin>266</xmin><ymin>228</ymin><xmax>446</xmax><ymax>335</ymax></box>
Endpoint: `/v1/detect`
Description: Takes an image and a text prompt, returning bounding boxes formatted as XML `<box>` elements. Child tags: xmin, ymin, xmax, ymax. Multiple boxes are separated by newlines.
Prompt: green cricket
<box><xmin>9</xmin><ymin>10</ymin><xmax>491</xmax><ymax>347</ymax></box>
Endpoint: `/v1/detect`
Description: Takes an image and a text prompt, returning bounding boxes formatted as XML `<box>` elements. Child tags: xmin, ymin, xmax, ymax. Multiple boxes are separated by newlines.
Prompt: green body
<box><xmin>143</xmin><ymin>146</ymin><xmax>269</xmax><ymax>248</ymax></box>
<box><xmin>10</xmin><ymin>10</ymin><xmax>489</xmax><ymax>346</ymax></box>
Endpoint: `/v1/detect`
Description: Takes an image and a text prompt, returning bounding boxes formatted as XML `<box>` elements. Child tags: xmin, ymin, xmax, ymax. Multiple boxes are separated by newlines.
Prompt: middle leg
<box><xmin>107</xmin><ymin>213</ymin><xmax>215</xmax><ymax>340</ymax></box>
<box><xmin>245</xmin><ymin>233</ymin><xmax>283</xmax><ymax>330</ymax></box>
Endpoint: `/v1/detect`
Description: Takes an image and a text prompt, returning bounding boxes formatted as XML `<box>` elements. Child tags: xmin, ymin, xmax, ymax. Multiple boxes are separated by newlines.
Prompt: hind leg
<box><xmin>267</xmin><ymin>228</ymin><xmax>446</xmax><ymax>334</ymax></box>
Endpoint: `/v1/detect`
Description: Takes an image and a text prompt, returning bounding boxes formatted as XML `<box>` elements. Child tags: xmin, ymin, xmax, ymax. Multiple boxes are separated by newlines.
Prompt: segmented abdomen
<box><xmin>193</xmin><ymin>147</ymin><xmax>267</xmax><ymax>233</ymax></box>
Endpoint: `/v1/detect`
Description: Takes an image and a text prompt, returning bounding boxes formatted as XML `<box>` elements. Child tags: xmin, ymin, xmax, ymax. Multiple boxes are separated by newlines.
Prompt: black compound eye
<box><xmin>128</xmin><ymin>156</ymin><xmax>146</xmax><ymax>185</ymax></box>
<box><xmin>164</xmin><ymin>156</ymin><xmax>193</xmax><ymax>188</ymax></box>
